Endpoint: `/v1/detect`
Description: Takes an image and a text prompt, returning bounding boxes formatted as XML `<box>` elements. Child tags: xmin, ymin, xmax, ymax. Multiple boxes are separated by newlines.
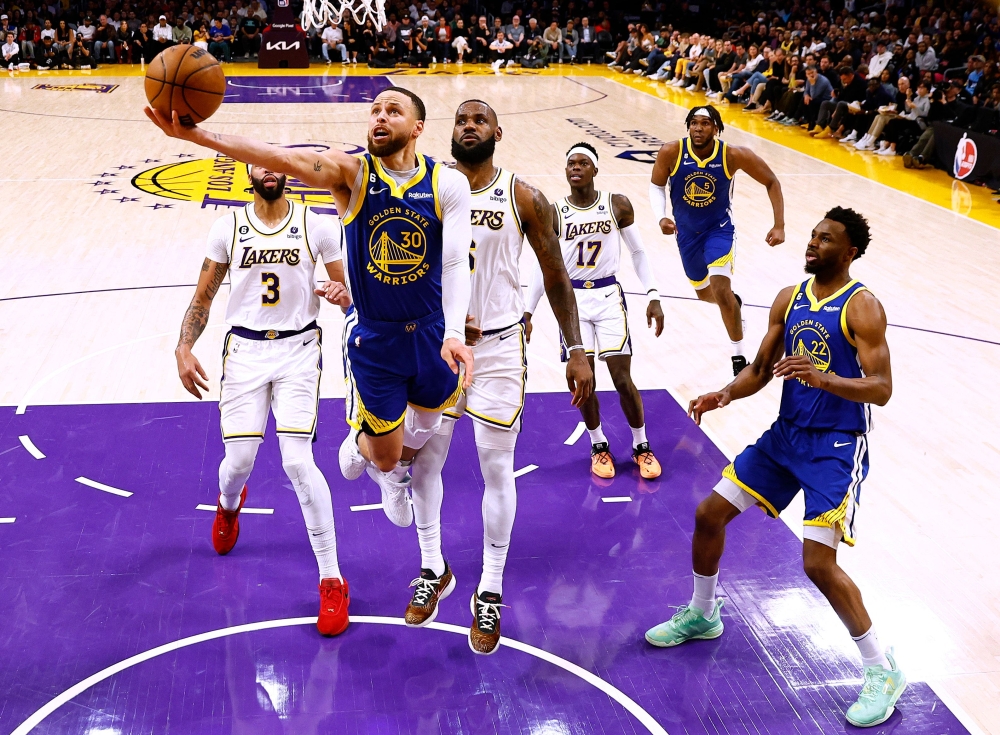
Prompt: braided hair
<box><xmin>684</xmin><ymin>105</ymin><xmax>724</xmax><ymax>133</ymax></box>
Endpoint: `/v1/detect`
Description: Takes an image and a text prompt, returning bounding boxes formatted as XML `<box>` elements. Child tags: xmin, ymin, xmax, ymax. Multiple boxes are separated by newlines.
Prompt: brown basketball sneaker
<box><xmin>404</xmin><ymin>563</ymin><xmax>456</xmax><ymax>627</ymax></box>
<box><xmin>469</xmin><ymin>591</ymin><xmax>505</xmax><ymax>655</ymax></box>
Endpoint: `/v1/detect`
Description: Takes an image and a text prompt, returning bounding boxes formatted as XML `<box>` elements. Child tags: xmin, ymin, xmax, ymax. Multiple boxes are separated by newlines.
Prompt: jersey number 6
<box><xmin>261</xmin><ymin>272</ymin><xmax>280</xmax><ymax>306</ymax></box>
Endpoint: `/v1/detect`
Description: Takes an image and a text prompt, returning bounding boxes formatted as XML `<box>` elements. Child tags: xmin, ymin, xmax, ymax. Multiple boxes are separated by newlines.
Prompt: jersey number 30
<box><xmin>261</xmin><ymin>272</ymin><xmax>280</xmax><ymax>306</ymax></box>
<box><xmin>576</xmin><ymin>240</ymin><xmax>602</xmax><ymax>268</ymax></box>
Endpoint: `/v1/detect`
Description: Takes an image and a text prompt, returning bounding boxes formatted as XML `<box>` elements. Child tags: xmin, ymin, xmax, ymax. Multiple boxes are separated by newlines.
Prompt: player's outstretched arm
<box><xmin>438</xmin><ymin>167</ymin><xmax>475</xmax><ymax>388</ymax></box>
<box><xmin>143</xmin><ymin>108</ymin><xmax>359</xmax><ymax>198</ymax></box>
<box><xmin>727</xmin><ymin>145</ymin><xmax>785</xmax><ymax>246</ymax></box>
<box><xmin>649</xmin><ymin>140</ymin><xmax>680</xmax><ymax>236</ymax></box>
<box><xmin>689</xmin><ymin>286</ymin><xmax>794</xmax><ymax>424</ymax></box>
<box><xmin>774</xmin><ymin>290</ymin><xmax>891</xmax><ymax>405</ymax></box>
<box><xmin>176</xmin><ymin>257</ymin><xmax>228</xmax><ymax>400</ymax></box>
<box><xmin>612</xmin><ymin>193</ymin><xmax>663</xmax><ymax>337</ymax></box>
<box><xmin>515</xmin><ymin>179</ymin><xmax>594</xmax><ymax>407</ymax></box>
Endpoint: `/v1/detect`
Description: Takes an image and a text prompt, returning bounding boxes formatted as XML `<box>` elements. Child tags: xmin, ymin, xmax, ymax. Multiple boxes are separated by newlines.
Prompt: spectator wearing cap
<box><xmin>208</xmin><ymin>16</ymin><xmax>232</xmax><ymax>61</ymax></box>
<box><xmin>914</xmin><ymin>40</ymin><xmax>937</xmax><ymax>73</ymax></box>
<box><xmin>152</xmin><ymin>15</ymin><xmax>173</xmax><ymax>51</ymax></box>
<box><xmin>3</xmin><ymin>30</ymin><xmax>21</xmax><ymax>69</ymax></box>
<box><xmin>812</xmin><ymin>65</ymin><xmax>867</xmax><ymax>138</ymax></box>
<box><xmin>76</xmin><ymin>16</ymin><xmax>96</xmax><ymax>55</ymax></box>
<box><xmin>868</xmin><ymin>39</ymin><xmax>892</xmax><ymax>79</ymax></box>
<box><xmin>173</xmin><ymin>17</ymin><xmax>193</xmax><ymax>45</ymax></box>
<box><xmin>964</xmin><ymin>55</ymin><xmax>986</xmax><ymax>102</ymax></box>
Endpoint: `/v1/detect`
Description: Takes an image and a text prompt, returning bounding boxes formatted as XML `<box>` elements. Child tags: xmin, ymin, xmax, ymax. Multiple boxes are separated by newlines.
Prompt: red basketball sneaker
<box><xmin>212</xmin><ymin>486</ymin><xmax>247</xmax><ymax>556</ymax></box>
<box><xmin>317</xmin><ymin>578</ymin><xmax>350</xmax><ymax>637</ymax></box>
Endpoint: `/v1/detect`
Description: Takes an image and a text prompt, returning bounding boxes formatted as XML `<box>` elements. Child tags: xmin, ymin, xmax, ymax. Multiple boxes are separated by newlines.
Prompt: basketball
<box><xmin>144</xmin><ymin>44</ymin><xmax>226</xmax><ymax>126</ymax></box>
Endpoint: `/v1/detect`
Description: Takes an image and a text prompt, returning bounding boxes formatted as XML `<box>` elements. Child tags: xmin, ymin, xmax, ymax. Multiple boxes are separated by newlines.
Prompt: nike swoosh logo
<box><xmin>369</xmin><ymin>186</ymin><xmax>388</xmax><ymax>195</ymax></box>
<box><xmin>303</xmin><ymin>337</ymin><xmax>316</xmax><ymax>346</ymax></box>
<box><xmin>834</xmin><ymin>441</ymin><xmax>851</xmax><ymax>448</ymax></box>
<box><xmin>793</xmin><ymin>304</ymin><xmax>808</xmax><ymax>309</ymax></box>
<box><xmin>239</xmin><ymin>236</ymin><xmax>253</xmax><ymax>242</ymax></box>
<box><xmin>499</xmin><ymin>332</ymin><xmax>516</xmax><ymax>340</ymax></box>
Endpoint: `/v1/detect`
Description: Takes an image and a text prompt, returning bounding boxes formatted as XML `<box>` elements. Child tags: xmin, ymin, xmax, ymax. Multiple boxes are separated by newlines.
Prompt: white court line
<box><xmin>8</xmin><ymin>616</ymin><xmax>668</xmax><ymax>735</ymax></box>
<box><xmin>0</xmin><ymin>518</ymin><xmax>15</xmax><ymax>523</ymax></box>
<box><xmin>602</xmin><ymin>496</ymin><xmax>633</xmax><ymax>503</ymax></box>
<box><xmin>564</xmin><ymin>421</ymin><xmax>587</xmax><ymax>445</ymax></box>
<box><xmin>350</xmin><ymin>502</ymin><xmax>383</xmax><ymax>512</ymax></box>
<box><xmin>74</xmin><ymin>477</ymin><xmax>132</xmax><ymax>498</ymax></box>
<box><xmin>194</xmin><ymin>504</ymin><xmax>274</xmax><ymax>515</ymax></box>
<box><xmin>513</xmin><ymin>464</ymin><xmax>538</xmax><ymax>478</ymax></box>
<box><xmin>18</xmin><ymin>435</ymin><xmax>45</xmax><ymax>459</ymax></box>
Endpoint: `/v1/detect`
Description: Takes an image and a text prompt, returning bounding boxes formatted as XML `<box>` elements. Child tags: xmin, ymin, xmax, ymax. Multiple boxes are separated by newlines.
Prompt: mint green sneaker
<box><xmin>644</xmin><ymin>599</ymin><xmax>725</xmax><ymax>648</ymax></box>
<box><xmin>846</xmin><ymin>647</ymin><xmax>907</xmax><ymax>727</ymax></box>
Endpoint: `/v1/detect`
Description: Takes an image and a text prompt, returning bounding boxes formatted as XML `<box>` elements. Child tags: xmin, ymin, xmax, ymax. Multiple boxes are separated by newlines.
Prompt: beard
<box><xmin>251</xmin><ymin>173</ymin><xmax>287</xmax><ymax>201</ymax></box>
<box><xmin>451</xmin><ymin>135</ymin><xmax>496</xmax><ymax>165</ymax></box>
<box><xmin>367</xmin><ymin>128</ymin><xmax>409</xmax><ymax>158</ymax></box>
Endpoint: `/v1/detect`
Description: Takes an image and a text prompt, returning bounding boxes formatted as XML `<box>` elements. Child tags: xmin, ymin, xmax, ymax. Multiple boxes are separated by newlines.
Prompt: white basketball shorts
<box><xmin>219</xmin><ymin>326</ymin><xmax>323</xmax><ymax>442</ymax></box>
<box><xmin>445</xmin><ymin>322</ymin><xmax>526</xmax><ymax>432</ymax></box>
<box><xmin>560</xmin><ymin>282</ymin><xmax>632</xmax><ymax>361</ymax></box>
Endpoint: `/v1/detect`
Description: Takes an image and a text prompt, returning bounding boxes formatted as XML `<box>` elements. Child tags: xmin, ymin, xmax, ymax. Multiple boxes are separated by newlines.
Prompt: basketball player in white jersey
<box><xmin>525</xmin><ymin>142</ymin><xmax>665</xmax><ymax>481</ymax></box>
<box><xmin>175</xmin><ymin>164</ymin><xmax>351</xmax><ymax>637</ymax></box>
<box><xmin>401</xmin><ymin>100</ymin><xmax>594</xmax><ymax>656</ymax></box>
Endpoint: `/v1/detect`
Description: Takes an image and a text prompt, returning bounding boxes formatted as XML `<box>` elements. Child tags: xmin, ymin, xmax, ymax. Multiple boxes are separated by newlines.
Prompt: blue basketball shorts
<box><xmin>342</xmin><ymin>308</ymin><xmax>462</xmax><ymax>436</ymax></box>
<box><xmin>717</xmin><ymin>418</ymin><xmax>869</xmax><ymax>547</ymax></box>
<box><xmin>676</xmin><ymin>224</ymin><xmax>736</xmax><ymax>290</ymax></box>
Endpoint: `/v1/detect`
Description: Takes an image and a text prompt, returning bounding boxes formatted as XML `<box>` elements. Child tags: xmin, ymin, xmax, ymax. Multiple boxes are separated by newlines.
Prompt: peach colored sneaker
<box><xmin>590</xmin><ymin>442</ymin><xmax>616</xmax><ymax>479</ymax></box>
<box><xmin>632</xmin><ymin>443</ymin><xmax>662</xmax><ymax>479</ymax></box>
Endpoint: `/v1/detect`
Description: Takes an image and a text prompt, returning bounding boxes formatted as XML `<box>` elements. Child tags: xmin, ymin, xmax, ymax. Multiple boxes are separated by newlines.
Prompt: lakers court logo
<box><xmin>366</xmin><ymin>210</ymin><xmax>431</xmax><ymax>286</ymax></box>
<box><xmin>682</xmin><ymin>172</ymin><xmax>717</xmax><ymax>208</ymax></box>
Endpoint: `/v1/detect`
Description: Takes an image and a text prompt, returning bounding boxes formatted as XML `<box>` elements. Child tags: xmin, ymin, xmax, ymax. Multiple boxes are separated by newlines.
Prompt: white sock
<box><xmin>691</xmin><ymin>571</ymin><xmax>719</xmax><ymax>616</ymax></box>
<box><xmin>852</xmin><ymin>626</ymin><xmax>892</xmax><ymax>669</ymax></box>
<box><xmin>630</xmin><ymin>425</ymin><xmax>647</xmax><ymax>449</ymax></box>
<box><xmin>390</xmin><ymin>458</ymin><xmax>411</xmax><ymax>483</ymax></box>
<box><xmin>410</xmin><ymin>427</ymin><xmax>452</xmax><ymax>577</ymax></box>
<box><xmin>476</xmin><ymin>432</ymin><xmax>517</xmax><ymax>597</ymax></box>
<box><xmin>280</xmin><ymin>435</ymin><xmax>341</xmax><ymax>581</ymax></box>
<box><xmin>218</xmin><ymin>439</ymin><xmax>258</xmax><ymax>511</ymax></box>
<box><xmin>587</xmin><ymin>424</ymin><xmax>607</xmax><ymax>445</ymax></box>
<box><xmin>731</xmin><ymin>339</ymin><xmax>744</xmax><ymax>357</ymax></box>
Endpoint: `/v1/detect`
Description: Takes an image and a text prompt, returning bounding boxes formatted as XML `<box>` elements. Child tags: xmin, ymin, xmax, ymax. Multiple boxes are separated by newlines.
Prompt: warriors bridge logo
<box><xmin>682</xmin><ymin>172</ymin><xmax>717</xmax><ymax>208</ymax></box>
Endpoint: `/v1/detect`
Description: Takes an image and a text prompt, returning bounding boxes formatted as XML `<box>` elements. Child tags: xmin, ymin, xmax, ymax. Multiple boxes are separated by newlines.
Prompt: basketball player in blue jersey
<box><xmin>649</xmin><ymin>105</ymin><xmax>785</xmax><ymax>376</ymax></box>
<box><xmin>645</xmin><ymin>207</ymin><xmax>905</xmax><ymax>728</ymax></box>
<box><xmin>145</xmin><ymin>88</ymin><xmax>475</xmax><ymax>530</ymax></box>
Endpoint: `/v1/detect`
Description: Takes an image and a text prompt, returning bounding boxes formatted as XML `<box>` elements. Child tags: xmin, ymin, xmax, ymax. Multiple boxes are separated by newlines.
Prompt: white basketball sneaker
<box><xmin>339</xmin><ymin>428</ymin><xmax>368</xmax><ymax>480</ymax></box>
<box><xmin>367</xmin><ymin>465</ymin><xmax>414</xmax><ymax>527</ymax></box>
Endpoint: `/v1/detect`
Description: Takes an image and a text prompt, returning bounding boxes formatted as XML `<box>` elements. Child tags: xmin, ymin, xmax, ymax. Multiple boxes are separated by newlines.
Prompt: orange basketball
<box><xmin>145</xmin><ymin>44</ymin><xmax>226</xmax><ymax>126</ymax></box>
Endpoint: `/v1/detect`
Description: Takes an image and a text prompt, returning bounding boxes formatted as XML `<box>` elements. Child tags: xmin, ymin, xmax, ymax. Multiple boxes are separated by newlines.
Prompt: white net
<box><xmin>301</xmin><ymin>0</ymin><xmax>387</xmax><ymax>32</ymax></box>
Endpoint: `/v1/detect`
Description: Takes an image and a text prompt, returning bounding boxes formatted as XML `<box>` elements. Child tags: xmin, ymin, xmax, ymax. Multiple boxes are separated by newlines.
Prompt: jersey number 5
<box><xmin>576</xmin><ymin>240</ymin><xmax>602</xmax><ymax>268</ymax></box>
<box><xmin>261</xmin><ymin>272</ymin><xmax>280</xmax><ymax>306</ymax></box>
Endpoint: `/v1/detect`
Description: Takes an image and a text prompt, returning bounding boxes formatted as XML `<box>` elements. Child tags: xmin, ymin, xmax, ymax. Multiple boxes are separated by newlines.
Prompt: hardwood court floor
<box><xmin>0</xmin><ymin>63</ymin><xmax>998</xmax><ymax>733</ymax></box>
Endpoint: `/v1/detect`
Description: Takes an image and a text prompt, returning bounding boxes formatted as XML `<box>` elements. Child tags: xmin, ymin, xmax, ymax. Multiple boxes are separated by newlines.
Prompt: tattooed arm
<box><xmin>175</xmin><ymin>257</ymin><xmax>228</xmax><ymax>399</ymax></box>
<box><xmin>515</xmin><ymin>178</ymin><xmax>594</xmax><ymax>407</ymax></box>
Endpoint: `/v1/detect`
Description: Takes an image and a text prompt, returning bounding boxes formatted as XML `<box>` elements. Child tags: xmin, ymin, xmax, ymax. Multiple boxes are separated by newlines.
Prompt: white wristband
<box><xmin>566</xmin><ymin>344</ymin><xmax>586</xmax><ymax>353</ymax></box>
<box><xmin>648</xmin><ymin>289</ymin><xmax>660</xmax><ymax>301</ymax></box>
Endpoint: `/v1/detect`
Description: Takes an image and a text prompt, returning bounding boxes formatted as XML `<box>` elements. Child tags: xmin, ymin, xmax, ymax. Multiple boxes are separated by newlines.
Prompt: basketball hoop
<box><xmin>301</xmin><ymin>0</ymin><xmax>386</xmax><ymax>32</ymax></box>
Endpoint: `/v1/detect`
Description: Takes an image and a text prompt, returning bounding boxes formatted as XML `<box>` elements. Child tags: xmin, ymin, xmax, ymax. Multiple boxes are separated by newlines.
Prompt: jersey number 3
<box><xmin>576</xmin><ymin>240</ymin><xmax>602</xmax><ymax>268</ymax></box>
<box><xmin>261</xmin><ymin>272</ymin><xmax>280</xmax><ymax>306</ymax></box>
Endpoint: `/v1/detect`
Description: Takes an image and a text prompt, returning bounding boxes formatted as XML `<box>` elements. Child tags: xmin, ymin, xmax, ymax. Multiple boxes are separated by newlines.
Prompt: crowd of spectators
<box><xmin>604</xmin><ymin>1</ymin><xmax>999</xmax><ymax>166</ymax></box>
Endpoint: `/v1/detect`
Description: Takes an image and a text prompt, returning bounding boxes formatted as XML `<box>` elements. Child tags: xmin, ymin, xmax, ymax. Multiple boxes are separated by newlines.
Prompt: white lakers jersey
<box><xmin>469</xmin><ymin>168</ymin><xmax>525</xmax><ymax>332</ymax></box>
<box><xmin>554</xmin><ymin>191</ymin><xmax>622</xmax><ymax>282</ymax></box>
<box><xmin>206</xmin><ymin>201</ymin><xmax>343</xmax><ymax>331</ymax></box>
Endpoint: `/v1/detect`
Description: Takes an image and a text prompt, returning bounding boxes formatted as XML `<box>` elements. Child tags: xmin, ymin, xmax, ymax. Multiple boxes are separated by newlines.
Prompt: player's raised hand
<box><xmin>314</xmin><ymin>280</ymin><xmax>352</xmax><ymax>309</ymax></box>
<box><xmin>659</xmin><ymin>217</ymin><xmax>676</xmax><ymax>236</ymax></box>
<box><xmin>773</xmin><ymin>355</ymin><xmax>825</xmax><ymax>388</ymax></box>
<box><xmin>765</xmin><ymin>226</ymin><xmax>785</xmax><ymax>247</ymax></box>
<box><xmin>688</xmin><ymin>390</ymin><xmax>730</xmax><ymax>424</ymax></box>
<box><xmin>176</xmin><ymin>349</ymin><xmax>210</xmax><ymax>400</ymax></box>
<box><xmin>144</xmin><ymin>107</ymin><xmax>199</xmax><ymax>141</ymax></box>
<box><xmin>442</xmin><ymin>337</ymin><xmax>475</xmax><ymax>389</ymax></box>
<box><xmin>565</xmin><ymin>351</ymin><xmax>594</xmax><ymax>407</ymax></box>
<box><xmin>523</xmin><ymin>313</ymin><xmax>533</xmax><ymax>343</ymax></box>
<box><xmin>647</xmin><ymin>300</ymin><xmax>664</xmax><ymax>337</ymax></box>
<box><xmin>465</xmin><ymin>315</ymin><xmax>482</xmax><ymax>346</ymax></box>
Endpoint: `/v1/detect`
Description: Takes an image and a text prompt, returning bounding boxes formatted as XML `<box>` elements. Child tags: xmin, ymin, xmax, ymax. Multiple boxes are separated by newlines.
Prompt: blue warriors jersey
<box><xmin>779</xmin><ymin>278</ymin><xmax>872</xmax><ymax>433</ymax></box>
<box><xmin>342</xmin><ymin>153</ymin><xmax>445</xmax><ymax>323</ymax></box>
<box><xmin>668</xmin><ymin>137</ymin><xmax>735</xmax><ymax>234</ymax></box>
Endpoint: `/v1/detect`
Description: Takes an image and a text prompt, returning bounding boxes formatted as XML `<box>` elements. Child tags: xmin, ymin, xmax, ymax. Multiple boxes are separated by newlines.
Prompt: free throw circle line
<box><xmin>9</xmin><ymin>615</ymin><xmax>667</xmax><ymax>735</ymax></box>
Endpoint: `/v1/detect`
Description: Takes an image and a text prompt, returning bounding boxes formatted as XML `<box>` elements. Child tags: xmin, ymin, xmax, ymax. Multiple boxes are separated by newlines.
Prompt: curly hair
<box><xmin>824</xmin><ymin>206</ymin><xmax>871</xmax><ymax>260</ymax></box>
<box><xmin>685</xmin><ymin>105</ymin><xmax>724</xmax><ymax>133</ymax></box>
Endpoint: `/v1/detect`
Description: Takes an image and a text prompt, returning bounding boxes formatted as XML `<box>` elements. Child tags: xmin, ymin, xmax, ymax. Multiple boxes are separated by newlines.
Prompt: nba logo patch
<box><xmin>953</xmin><ymin>134</ymin><xmax>977</xmax><ymax>180</ymax></box>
